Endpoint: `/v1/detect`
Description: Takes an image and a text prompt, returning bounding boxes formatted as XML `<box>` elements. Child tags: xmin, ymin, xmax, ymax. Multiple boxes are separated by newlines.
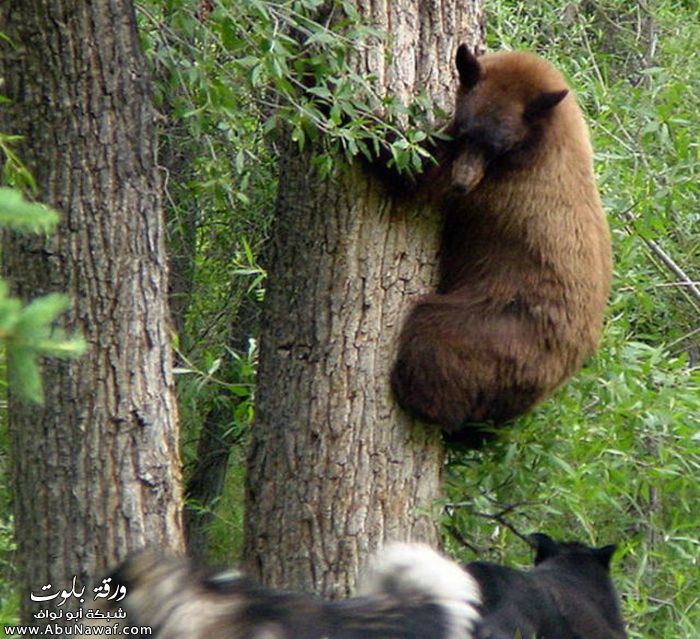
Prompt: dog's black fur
<box><xmin>95</xmin><ymin>535</ymin><xmax>626</xmax><ymax>639</ymax></box>
<box><xmin>468</xmin><ymin>533</ymin><xmax>627</xmax><ymax>638</ymax></box>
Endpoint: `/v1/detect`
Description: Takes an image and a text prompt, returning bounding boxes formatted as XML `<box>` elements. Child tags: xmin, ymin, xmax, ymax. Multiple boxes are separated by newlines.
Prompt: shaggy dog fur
<box><xmin>93</xmin><ymin>535</ymin><xmax>626</xmax><ymax>639</ymax></box>
<box><xmin>92</xmin><ymin>543</ymin><xmax>480</xmax><ymax>639</ymax></box>
<box><xmin>469</xmin><ymin>533</ymin><xmax>627</xmax><ymax>638</ymax></box>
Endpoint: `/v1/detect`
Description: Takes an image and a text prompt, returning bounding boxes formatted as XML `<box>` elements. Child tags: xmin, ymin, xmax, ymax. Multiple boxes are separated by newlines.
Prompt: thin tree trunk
<box><xmin>184</xmin><ymin>396</ymin><xmax>243</xmax><ymax>559</ymax></box>
<box><xmin>0</xmin><ymin>0</ymin><xmax>185</xmax><ymax>623</ymax></box>
<box><xmin>162</xmin><ymin>132</ymin><xmax>199</xmax><ymax>348</ymax></box>
<box><xmin>244</xmin><ymin>1</ymin><xmax>484</xmax><ymax>597</ymax></box>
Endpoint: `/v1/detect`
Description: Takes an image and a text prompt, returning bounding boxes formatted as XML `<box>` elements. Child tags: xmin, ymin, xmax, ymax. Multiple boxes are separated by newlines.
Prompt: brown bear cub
<box><xmin>390</xmin><ymin>46</ymin><xmax>612</xmax><ymax>439</ymax></box>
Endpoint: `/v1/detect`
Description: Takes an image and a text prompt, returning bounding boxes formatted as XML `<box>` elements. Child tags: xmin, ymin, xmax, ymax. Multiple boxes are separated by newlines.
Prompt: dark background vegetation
<box><xmin>1</xmin><ymin>0</ymin><xmax>697</xmax><ymax>636</ymax></box>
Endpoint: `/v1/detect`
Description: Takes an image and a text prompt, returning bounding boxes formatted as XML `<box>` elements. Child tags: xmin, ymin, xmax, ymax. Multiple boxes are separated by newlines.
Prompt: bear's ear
<box><xmin>529</xmin><ymin>533</ymin><xmax>559</xmax><ymax>565</ymax></box>
<box><xmin>524</xmin><ymin>89</ymin><xmax>569</xmax><ymax>121</ymax></box>
<box><xmin>592</xmin><ymin>544</ymin><xmax>617</xmax><ymax>570</ymax></box>
<box><xmin>456</xmin><ymin>44</ymin><xmax>481</xmax><ymax>90</ymax></box>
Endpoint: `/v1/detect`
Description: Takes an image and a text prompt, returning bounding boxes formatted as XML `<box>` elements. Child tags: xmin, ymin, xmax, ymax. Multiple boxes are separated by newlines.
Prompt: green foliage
<box><xmin>444</xmin><ymin>2</ymin><xmax>699</xmax><ymax>637</ymax></box>
<box><xmin>175</xmin><ymin>341</ymin><xmax>257</xmax><ymax>463</ymax></box>
<box><xmin>0</xmin><ymin>132</ymin><xmax>36</xmax><ymax>191</ymax></box>
<box><xmin>201</xmin><ymin>449</ymin><xmax>248</xmax><ymax>563</ymax></box>
<box><xmin>137</xmin><ymin>1</ymin><xmax>277</xmax><ymax>559</ymax></box>
<box><xmin>139</xmin><ymin>0</ymin><xmax>438</xmax><ymax>181</ymax></box>
<box><xmin>176</xmin><ymin>341</ymin><xmax>257</xmax><ymax>564</ymax></box>
<box><xmin>140</xmin><ymin>1</ymin><xmax>697</xmax><ymax>635</ymax></box>
<box><xmin>0</xmin><ymin>188</ymin><xmax>55</xmax><ymax>233</ymax></box>
<box><xmin>0</xmin><ymin>190</ymin><xmax>85</xmax><ymax>403</ymax></box>
<box><xmin>0</xmin><ymin>516</ymin><xmax>18</xmax><ymax>627</ymax></box>
<box><xmin>0</xmin><ymin>380</ymin><xmax>17</xmax><ymax>624</ymax></box>
<box><xmin>134</xmin><ymin>0</ymin><xmax>439</xmax><ymax>560</ymax></box>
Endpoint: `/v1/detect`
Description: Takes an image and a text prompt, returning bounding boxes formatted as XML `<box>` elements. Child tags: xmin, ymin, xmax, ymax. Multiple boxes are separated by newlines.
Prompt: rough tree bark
<box><xmin>244</xmin><ymin>1</ymin><xmax>484</xmax><ymax>597</ymax></box>
<box><xmin>0</xmin><ymin>0</ymin><xmax>185</xmax><ymax>623</ymax></box>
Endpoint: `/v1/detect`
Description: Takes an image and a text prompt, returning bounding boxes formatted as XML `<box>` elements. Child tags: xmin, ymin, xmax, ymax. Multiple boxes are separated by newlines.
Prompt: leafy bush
<box><xmin>444</xmin><ymin>2</ymin><xmax>699</xmax><ymax>637</ymax></box>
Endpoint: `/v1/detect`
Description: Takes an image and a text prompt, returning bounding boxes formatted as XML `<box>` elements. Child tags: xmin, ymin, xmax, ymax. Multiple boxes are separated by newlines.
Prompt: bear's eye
<box><xmin>455</xmin><ymin>122</ymin><xmax>471</xmax><ymax>139</ymax></box>
<box><xmin>454</xmin><ymin>123</ymin><xmax>514</xmax><ymax>161</ymax></box>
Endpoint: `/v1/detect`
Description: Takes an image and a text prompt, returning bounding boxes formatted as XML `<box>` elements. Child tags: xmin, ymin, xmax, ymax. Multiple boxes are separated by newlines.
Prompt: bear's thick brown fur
<box><xmin>390</xmin><ymin>47</ymin><xmax>612</xmax><ymax>439</ymax></box>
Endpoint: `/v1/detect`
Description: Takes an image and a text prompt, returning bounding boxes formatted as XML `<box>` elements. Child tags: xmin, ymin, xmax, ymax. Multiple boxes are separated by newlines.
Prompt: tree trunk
<box><xmin>184</xmin><ymin>396</ymin><xmax>243</xmax><ymax>559</ymax></box>
<box><xmin>244</xmin><ymin>1</ymin><xmax>484</xmax><ymax>597</ymax></box>
<box><xmin>0</xmin><ymin>0</ymin><xmax>185</xmax><ymax>623</ymax></box>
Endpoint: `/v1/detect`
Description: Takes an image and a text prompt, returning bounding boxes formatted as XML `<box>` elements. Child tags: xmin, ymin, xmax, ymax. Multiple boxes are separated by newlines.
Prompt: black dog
<box><xmin>95</xmin><ymin>535</ymin><xmax>626</xmax><ymax>639</ymax></box>
<box><xmin>468</xmin><ymin>533</ymin><xmax>627</xmax><ymax>638</ymax></box>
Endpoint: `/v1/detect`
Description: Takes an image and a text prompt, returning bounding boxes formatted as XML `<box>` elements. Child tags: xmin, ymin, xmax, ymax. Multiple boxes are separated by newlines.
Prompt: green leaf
<box><xmin>7</xmin><ymin>346</ymin><xmax>44</xmax><ymax>404</ymax></box>
<box><xmin>15</xmin><ymin>293</ymin><xmax>70</xmax><ymax>329</ymax></box>
<box><xmin>0</xmin><ymin>188</ymin><xmax>59</xmax><ymax>233</ymax></box>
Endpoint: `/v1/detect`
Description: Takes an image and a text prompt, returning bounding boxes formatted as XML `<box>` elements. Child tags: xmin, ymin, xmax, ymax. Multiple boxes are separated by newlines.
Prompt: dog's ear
<box><xmin>529</xmin><ymin>533</ymin><xmax>559</xmax><ymax>565</ymax></box>
<box><xmin>592</xmin><ymin>544</ymin><xmax>617</xmax><ymax>570</ymax></box>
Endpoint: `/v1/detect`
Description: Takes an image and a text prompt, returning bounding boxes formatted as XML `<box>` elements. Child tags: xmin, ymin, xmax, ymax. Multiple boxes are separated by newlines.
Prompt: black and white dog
<box><xmin>100</xmin><ymin>534</ymin><xmax>626</xmax><ymax>639</ymax></box>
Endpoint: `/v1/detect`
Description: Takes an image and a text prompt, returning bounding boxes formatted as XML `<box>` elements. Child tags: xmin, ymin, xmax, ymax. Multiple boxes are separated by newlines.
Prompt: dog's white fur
<box><xmin>87</xmin><ymin>543</ymin><xmax>481</xmax><ymax>639</ymax></box>
<box><xmin>362</xmin><ymin>543</ymin><xmax>482</xmax><ymax>639</ymax></box>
